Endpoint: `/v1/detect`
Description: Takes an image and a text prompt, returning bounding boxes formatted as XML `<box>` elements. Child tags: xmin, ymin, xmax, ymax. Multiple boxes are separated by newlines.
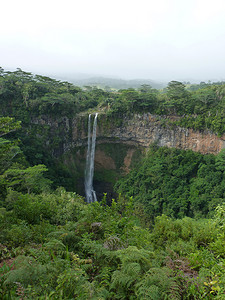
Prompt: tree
<box><xmin>0</xmin><ymin>117</ymin><xmax>21</xmax><ymax>137</ymax></box>
<box><xmin>164</xmin><ymin>81</ymin><xmax>190</xmax><ymax>114</ymax></box>
<box><xmin>21</xmin><ymin>82</ymin><xmax>35</xmax><ymax>107</ymax></box>
<box><xmin>167</xmin><ymin>81</ymin><xmax>188</xmax><ymax>100</ymax></box>
<box><xmin>2</xmin><ymin>164</ymin><xmax>51</xmax><ymax>194</ymax></box>
<box><xmin>0</xmin><ymin>117</ymin><xmax>22</xmax><ymax>174</ymax></box>
<box><xmin>138</xmin><ymin>84</ymin><xmax>153</xmax><ymax>93</ymax></box>
<box><xmin>215</xmin><ymin>149</ymin><xmax>225</xmax><ymax>173</ymax></box>
<box><xmin>119</xmin><ymin>89</ymin><xmax>140</xmax><ymax>111</ymax></box>
<box><xmin>193</xmin><ymin>87</ymin><xmax>216</xmax><ymax>107</ymax></box>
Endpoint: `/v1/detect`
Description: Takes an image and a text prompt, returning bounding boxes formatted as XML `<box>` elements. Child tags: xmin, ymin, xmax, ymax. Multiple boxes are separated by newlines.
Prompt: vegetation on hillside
<box><xmin>1</xmin><ymin>69</ymin><xmax>225</xmax><ymax>298</ymax></box>
<box><xmin>116</xmin><ymin>145</ymin><xmax>225</xmax><ymax>219</ymax></box>
<box><xmin>1</xmin><ymin>68</ymin><xmax>225</xmax><ymax>189</ymax></box>
<box><xmin>0</xmin><ymin>68</ymin><xmax>225</xmax><ymax>134</ymax></box>
<box><xmin>72</xmin><ymin>76</ymin><xmax>165</xmax><ymax>90</ymax></box>
<box><xmin>2</xmin><ymin>187</ymin><xmax>225</xmax><ymax>299</ymax></box>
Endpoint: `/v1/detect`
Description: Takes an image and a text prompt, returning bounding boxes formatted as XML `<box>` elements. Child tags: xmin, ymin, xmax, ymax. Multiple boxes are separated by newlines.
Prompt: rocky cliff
<box><xmin>32</xmin><ymin>112</ymin><xmax>225</xmax><ymax>156</ymax></box>
<box><xmin>67</xmin><ymin>113</ymin><xmax>225</xmax><ymax>154</ymax></box>
<box><xmin>98</xmin><ymin>114</ymin><xmax>225</xmax><ymax>155</ymax></box>
<box><xmin>31</xmin><ymin>112</ymin><xmax>225</xmax><ymax>197</ymax></box>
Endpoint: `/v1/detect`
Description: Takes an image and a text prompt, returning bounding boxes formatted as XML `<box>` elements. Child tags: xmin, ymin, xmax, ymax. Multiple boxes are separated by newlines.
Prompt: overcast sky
<box><xmin>1</xmin><ymin>0</ymin><xmax>225</xmax><ymax>82</ymax></box>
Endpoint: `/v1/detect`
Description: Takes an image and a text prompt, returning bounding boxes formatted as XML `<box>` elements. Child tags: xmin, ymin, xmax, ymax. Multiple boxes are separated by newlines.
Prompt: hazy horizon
<box><xmin>1</xmin><ymin>0</ymin><xmax>225</xmax><ymax>83</ymax></box>
<box><xmin>2</xmin><ymin>67</ymin><xmax>222</xmax><ymax>86</ymax></box>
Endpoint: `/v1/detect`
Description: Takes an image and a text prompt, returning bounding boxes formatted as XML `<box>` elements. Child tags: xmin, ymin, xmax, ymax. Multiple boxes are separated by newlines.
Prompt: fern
<box><xmin>116</xmin><ymin>246</ymin><xmax>153</xmax><ymax>271</ymax></box>
<box><xmin>110</xmin><ymin>246</ymin><xmax>153</xmax><ymax>298</ymax></box>
<box><xmin>52</xmin><ymin>267</ymin><xmax>94</xmax><ymax>299</ymax></box>
<box><xmin>95</xmin><ymin>266</ymin><xmax>112</xmax><ymax>288</ymax></box>
<box><xmin>103</xmin><ymin>236</ymin><xmax>125</xmax><ymax>250</ymax></box>
<box><xmin>135</xmin><ymin>267</ymin><xmax>181</xmax><ymax>300</ymax></box>
<box><xmin>43</xmin><ymin>238</ymin><xmax>66</xmax><ymax>256</ymax></box>
<box><xmin>80</xmin><ymin>238</ymin><xmax>115</xmax><ymax>265</ymax></box>
<box><xmin>0</xmin><ymin>262</ymin><xmax>15</xmax><ymax>298</ymax></box>
<box><xmin>111</xmin><ymin>262</ymin><xmax>141</xmax><ymax>289</ymax></box>
<box><xmin>5</xmin><ymin>255</ymin><xmax>55</xmax><ymax>287</ymax></box>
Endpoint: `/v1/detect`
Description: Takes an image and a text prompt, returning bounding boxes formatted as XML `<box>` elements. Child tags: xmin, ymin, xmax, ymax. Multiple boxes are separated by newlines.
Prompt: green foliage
<box><xmin>0</xmin><ymin>262</ymin><xmax>15</xmax><ymax>298</ymax></box>
<box><xmin>150</xmin><ymin>215</ymin><xmax>217</xmax><ymax>251</ymax></box>
<box><xmin>0</xmin><ymin>139</ymin><xmax>24</xmax><ymax>179</ymax></box>
<box><xmin>2</xmin><ymin>68</ymin><xmax>225</xmax><ymax>298</ymax></box>
<box><xmin>0</xmin><ymin>117</ymin><xmax>26</xmax><ymax>201</ymax></box>
<box><xmin>110</xmin><ymin>246</ymin><xmax>153</xmax><ymax>298</ymax></box>
<box><xmin>1</xmin><ymin>69</ymin><xmax>225</xmax><ymax>137</ymax></box>
<box><xmin>116</xmin><ymin>145</ymin><xmax>225</xmax><ymax>219</ymax></box>
<box><xmin>2</xmin><ymin>164</ymin><xmax>51</xmax><ymax>194</ymax></box>
<box><xmin>135</xmin><ymin>267</ymin><xmax>180</xmax><ymax>300</ymax></box>
<box><xmin>0</xmin><ymin>117</ymin><xmax>21</xmax><ymax>137</ymax></box>
<box><xmin>4</xmin><ymin>188</ymin><xmax>86</xmax><ymax>226</ymax></box>
<box><xmin>6</xmin><ymin>221</ymin><xmax>33</xmax><ymax>247</ymax></box>
<box><xmin>1</xmin><ymin>184</ymin><xmax>225</xmax><ymax>298</ymax></box>
<box><xmin>1</xmin><ymin>69</ymin><xmax>225</xmax><ymax>193</ymax></box>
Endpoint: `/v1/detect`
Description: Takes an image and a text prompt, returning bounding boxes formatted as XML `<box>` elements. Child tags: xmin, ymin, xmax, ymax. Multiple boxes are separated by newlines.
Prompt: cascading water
<box><xmin>84</xmin><ymin>113</ymin><xmax>98</xmax><ymax>203</ymax></box>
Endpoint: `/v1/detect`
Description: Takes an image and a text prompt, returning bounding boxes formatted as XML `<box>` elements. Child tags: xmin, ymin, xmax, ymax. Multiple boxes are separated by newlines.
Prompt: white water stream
<box><xmin>84</xmin><ymin>113</ymin><xmax>98</xmax><ymax>203</ymax></box>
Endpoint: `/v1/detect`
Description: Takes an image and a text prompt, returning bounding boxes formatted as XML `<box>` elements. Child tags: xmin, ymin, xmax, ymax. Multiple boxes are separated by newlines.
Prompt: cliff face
<box><xmin>98</xmin><ymin>114</ymin><xmax>225</xmax><ymax>155</ymax></box>
<box><xmin>31</xmin><ymin>112</ymin><xmax>225</xmax><ymax>196</ymax></box>
<box><xmin>32</xmin><ymin>113</ymin><xmax>225</xmax><ymax>156</ymax></box>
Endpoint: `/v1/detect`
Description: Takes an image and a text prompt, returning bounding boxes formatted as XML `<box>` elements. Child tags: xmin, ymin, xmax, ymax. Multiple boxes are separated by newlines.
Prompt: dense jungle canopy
<box><xmin>1</xmin><ymin>68</ymin><xmax>225</xmax><ymax>299</ymax></box>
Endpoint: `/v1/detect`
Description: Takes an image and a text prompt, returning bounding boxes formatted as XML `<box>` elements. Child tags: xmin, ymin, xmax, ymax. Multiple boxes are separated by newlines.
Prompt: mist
<box><xmin>1</xmin><ymin>0</ymin><xmax>225</xmax><ymax>83</ymax></box>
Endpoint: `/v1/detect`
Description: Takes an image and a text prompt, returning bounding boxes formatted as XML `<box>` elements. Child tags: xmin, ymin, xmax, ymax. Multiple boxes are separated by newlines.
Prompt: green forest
<box><xmin>1</xmin><ymin>68</ymin><xmax>225</xmax><ymax>299</ymax></box>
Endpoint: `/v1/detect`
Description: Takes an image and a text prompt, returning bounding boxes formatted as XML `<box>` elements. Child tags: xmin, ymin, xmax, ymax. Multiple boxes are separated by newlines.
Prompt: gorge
<box><xmin>32</xmin><ymin>113</ymin><xmax>224</xmax><ymax>165</ymax></box>
<box><xmin>2</xmin><ymin>70</ymin><xmax>225</xmax><ymax>298</ymax></box>
<box><xmin>32</xmin><ymin>113</ymin><xmax>225</xmax><ymax>157</ymax></box>
<box><xmin>30</xmin><ymin>112</ymin><xmax>225</xmax><ymax>198</ymax></box>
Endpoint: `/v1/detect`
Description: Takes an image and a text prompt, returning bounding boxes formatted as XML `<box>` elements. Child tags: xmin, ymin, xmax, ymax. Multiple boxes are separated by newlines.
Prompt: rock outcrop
<box><xmin>99</xmin><ymin>114</ymin><xmax>225</xmax><ymax>155</ymax></box>
<box><xmin>32</xmin><ymin>113</ymin><xmax>225</xmax><ymax>156</ymax></box>
<box><xmin>31</xmin><ymin>112</ymin><xmax>225</xmax><ymax>196</ymax></box>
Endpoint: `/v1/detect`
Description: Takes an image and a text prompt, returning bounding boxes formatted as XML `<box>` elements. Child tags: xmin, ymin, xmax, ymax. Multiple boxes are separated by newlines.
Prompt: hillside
<box><xmin>1</xmin><ymin>68</ymin><xmax>225</xmax><ymax>298</ymax></box>
<box><xmin>72</xmin><ymin>76</ymin><xmax>166</xmax><ymax>90</ymax></box>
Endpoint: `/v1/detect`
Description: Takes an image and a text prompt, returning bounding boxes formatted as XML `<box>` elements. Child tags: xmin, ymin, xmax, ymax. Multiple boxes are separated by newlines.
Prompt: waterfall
<box><xmin>84</xmin><ymin>113</ymin><xmax>98</xmax><ymax>203</ymax></box>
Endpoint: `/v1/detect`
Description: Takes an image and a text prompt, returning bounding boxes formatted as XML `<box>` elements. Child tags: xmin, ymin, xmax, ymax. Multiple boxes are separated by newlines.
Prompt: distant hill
<box><xmin>71</xmin><ymin>77</ymin><xmax>166</xmax><ymax>90</ymax></box>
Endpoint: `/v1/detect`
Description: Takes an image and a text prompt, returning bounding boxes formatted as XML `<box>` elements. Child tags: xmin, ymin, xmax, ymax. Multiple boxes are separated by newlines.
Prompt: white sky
<box><xmin>1</xmin><ymin>0</ymin><xmax>225</xmax><ymax>81</ymax></box>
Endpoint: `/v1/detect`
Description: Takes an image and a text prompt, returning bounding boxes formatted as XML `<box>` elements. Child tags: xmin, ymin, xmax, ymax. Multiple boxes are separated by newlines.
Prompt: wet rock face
<box><xmin>94</xmin><ymin>150</ymin><xmax>116</xmax><ymax>170</ymax></box>
<box><xmin>32</xmin><ymin>113</ymin><xmax>225</xmax><ymax>156</ymax></box>
<box><xmin>98</xmin><ymin>114</ymin><xmax>225</xmax><ymax>155</ymax></box>
<box><xmin>30</xmin><ymin>113</ymin><xmax>225</xmax><ymax>196</ymax></box>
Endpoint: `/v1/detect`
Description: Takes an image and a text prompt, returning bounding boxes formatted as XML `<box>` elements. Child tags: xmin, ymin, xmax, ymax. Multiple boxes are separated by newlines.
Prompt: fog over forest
<box><xmin>1</xmin><ymin>0</ymin><xmax>225</xmax><ymax>82</ymax></box>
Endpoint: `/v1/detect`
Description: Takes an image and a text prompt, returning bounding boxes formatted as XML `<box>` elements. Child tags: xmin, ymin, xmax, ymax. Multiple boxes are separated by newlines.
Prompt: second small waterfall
<box><xmin>84</xmin><ymin>113</ymin><xmax>98</xmax><ymax>203</ymax></box>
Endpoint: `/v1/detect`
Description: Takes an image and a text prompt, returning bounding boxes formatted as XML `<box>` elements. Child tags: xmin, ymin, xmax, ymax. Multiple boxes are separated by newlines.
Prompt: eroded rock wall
<box><xmin>99</xmin><ymin>114</ymin><xmax>225</xmax><ymax>155</ymax></box>
<box><xmin>32</xmin><ymin>113</ymin><xmax>225</xmax><ymax>156</ymax></box>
